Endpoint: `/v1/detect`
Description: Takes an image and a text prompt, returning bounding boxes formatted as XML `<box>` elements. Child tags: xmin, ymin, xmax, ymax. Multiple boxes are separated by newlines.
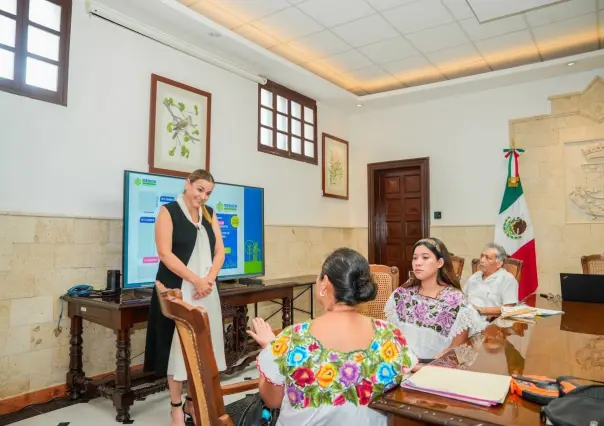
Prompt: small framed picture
<box><xmin>322</xmin><ymin>133</ymin><xmax>349</xmax><ymax>200</ymax></box>
<box><xmin>148</xmin><ymin>74</ymin><xmax>212</xmax><ymax>177</ymax></box>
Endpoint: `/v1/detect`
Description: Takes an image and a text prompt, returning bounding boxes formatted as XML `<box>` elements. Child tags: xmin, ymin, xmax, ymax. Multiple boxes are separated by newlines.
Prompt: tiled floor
<box><xmin>3</xmin><ymin>366</ymin><xmax>259</xmax><ymax>426</ymax></box>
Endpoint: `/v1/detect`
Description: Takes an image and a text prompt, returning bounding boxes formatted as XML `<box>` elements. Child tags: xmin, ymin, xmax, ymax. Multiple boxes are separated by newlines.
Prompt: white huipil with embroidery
<box><xmin>256</xmin><ymin>319</ymin><xmax>418</xmax><ymax>426</ymax></box>
<box><xmin>384</xmin><ymin>285</ymin><xmax>486</xmax><ymax>360</ymax></box>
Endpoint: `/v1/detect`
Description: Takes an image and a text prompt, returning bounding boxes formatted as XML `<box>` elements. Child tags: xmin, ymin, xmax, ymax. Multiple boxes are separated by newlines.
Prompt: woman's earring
<box><xmin>319</xmin><ymin>289</ymin><xmax>326</xmax><ymax>297</ymax></box>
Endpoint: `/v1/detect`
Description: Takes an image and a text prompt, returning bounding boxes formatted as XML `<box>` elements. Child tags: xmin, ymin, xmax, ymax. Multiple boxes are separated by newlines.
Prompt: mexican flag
<box><xmin>493</xmin><ymin>147</ymin><xmax>538</xmax><ymax>300</ymax></box>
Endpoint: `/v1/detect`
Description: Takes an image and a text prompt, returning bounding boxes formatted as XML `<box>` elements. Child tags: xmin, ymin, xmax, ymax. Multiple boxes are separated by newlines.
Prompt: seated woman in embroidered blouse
<box><xmin>384</xmin><ymin>238</ymin><xmax>485</xmax><ymax>365</ymax></box>
<box><xmin>246</xmin><ymin>247</ymin><xmax>418</xmax><ymax>426</ymax></box>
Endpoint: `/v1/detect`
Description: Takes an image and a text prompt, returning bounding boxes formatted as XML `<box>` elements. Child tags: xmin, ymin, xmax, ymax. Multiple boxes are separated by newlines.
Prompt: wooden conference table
<box><xmin>371</xmin><ymin>295</ymin><xmax>604</xmax><ymax>425</ymax></box>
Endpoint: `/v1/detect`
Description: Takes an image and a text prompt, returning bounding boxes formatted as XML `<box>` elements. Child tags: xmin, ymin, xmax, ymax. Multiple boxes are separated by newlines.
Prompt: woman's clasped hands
<box><xmin>192</xmin><ymin>275</ymin><xmax>214</xmax><ymax>299</ymax></box>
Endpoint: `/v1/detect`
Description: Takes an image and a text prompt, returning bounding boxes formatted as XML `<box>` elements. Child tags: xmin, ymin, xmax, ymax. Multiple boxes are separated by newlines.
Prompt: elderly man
<box><xmin>464</xmin><ymin>243</ymin><xmax>519</xmax><ymax>316</ymax></box>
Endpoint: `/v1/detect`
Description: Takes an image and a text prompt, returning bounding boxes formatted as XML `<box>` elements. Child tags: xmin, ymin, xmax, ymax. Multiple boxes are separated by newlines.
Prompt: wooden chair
<box><xmin>155</xmin><ymin>282</ymin><xmax>259</xmax><ymax>426</ymax></box>
<box><xmin>451</xmin><ymin>256</ymin><xmax>465</xmax><ymax>280</ymax></box>
<box><xmin>471</xmin><ymin>258</ymin><xmax>524</xmax><ymax>282</ymax></box>
<box><xmin>581</xmin><ymin>254</ymin><xmax>604</xmax><ymax>275</ymax></box>
<box><xmin>356</xmin><ymin>265</ymin><xmax>399</xmax><ymax>320</ymax></box>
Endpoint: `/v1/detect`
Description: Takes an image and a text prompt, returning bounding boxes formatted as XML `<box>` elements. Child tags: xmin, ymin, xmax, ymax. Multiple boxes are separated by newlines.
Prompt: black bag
<box><xmin>541</xmin><ymin>384</ymin><xmax>604</xmax><ymax>426</ymax></box>
<box><xmin>236</xmin><ymin>394</ymin><xmax>279</xmax><ymax>426</ymax></box>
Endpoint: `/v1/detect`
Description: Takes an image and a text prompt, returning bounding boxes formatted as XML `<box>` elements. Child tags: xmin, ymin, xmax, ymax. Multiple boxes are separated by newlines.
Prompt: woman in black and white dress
<box><xmin>143</xmin><ymin>169</ymin><xmax>226</xmax><ymax>426</ymax></box>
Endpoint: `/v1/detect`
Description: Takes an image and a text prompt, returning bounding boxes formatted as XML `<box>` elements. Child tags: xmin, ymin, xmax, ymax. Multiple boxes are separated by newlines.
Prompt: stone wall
<box><xmin>0</xmin><ymin>213</ymin><xmax>367</xmax><ymax>400</ymax></box>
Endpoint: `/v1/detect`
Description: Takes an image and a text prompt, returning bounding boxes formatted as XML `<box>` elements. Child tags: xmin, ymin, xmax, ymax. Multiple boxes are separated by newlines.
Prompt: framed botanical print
<box><xmin>322</xmin><ymin>133</ymin><xmax>349</xmax><ymax>200</ymax></box>
<box><xmin>148</xmin><ymin>74</ymin><xmax>212</xmax><ymax>177</ymax></box>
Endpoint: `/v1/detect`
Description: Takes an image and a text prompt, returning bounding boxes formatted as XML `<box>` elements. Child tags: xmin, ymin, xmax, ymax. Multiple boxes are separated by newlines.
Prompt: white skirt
<box><xmin>167</xmin><ymin>279</ymin><xmax>227</xmax><ymax>381</ymax></box>
<box><xmin>166</xmin><ymin>198</ymin><xmax>227</xmax><ymax>381</ymax></box>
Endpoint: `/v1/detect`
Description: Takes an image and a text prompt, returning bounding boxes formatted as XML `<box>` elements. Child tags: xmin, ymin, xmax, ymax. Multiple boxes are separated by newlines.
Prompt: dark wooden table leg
<box><xmin>236</xmin><ymin>305</ymin><xmax>248</xmax><ymax>355</ymax></box>
<box><xmin>114</xmin><ymin>328</ymin><xmax>133</xmax><ymax>422</ymax></box>
<box><xmin>222</xmin><ymin>304</ymin><xmax>253</xmax><ymax>375</ymax></box>
<box><xmin>66</xmin><ymin>314</ymin><xmax>84</xmax><ymax>400</ymax></box>
<box><xmin>282</xmin><ymin>296</ymin><xmax>292</xmax><ymax>327</ymax></box>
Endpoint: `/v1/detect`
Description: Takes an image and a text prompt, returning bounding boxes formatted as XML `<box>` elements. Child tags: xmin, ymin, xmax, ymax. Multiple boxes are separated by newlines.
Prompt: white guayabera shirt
<box><xmin>464</xmin><ymin>268</ymin><xmax>519</xmax><ymax>310</ymax></box>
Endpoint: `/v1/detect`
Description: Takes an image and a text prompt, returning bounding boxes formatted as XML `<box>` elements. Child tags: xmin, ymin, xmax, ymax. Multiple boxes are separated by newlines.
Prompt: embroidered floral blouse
<box><xmin>256</xmin><ymin>319</ymin><xmax>417</xmax><ymax>426</ymax></box>
<box><xmin>384</xmin><ymin>285</ymin><xmax>486</xmax><ymax>360</ymax></box>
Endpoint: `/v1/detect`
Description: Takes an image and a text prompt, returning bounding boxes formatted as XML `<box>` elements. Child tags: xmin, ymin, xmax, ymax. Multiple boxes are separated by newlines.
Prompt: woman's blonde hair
<box><xmin>186</xmin><ymin>169</ymin><xmax>214</xmax><ymax>223</ymax></box>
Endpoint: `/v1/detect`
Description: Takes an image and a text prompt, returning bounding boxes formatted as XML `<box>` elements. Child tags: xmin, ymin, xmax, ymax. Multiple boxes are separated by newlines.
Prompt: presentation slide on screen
<box><xmin>123</xmin><ymin>171</ymin><xmax>264</xmax><ymax>288</ymax></box>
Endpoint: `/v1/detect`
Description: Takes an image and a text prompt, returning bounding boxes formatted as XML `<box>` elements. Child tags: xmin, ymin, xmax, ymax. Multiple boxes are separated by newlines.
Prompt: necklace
<box><xmin>418</xmin><ymin>284</ymin><xmax>447</xmax><ymax>299</ymax></box>
<box><xmin>325</xmin><ymin>307</ymin><xmax>356</xmax><ymax>314</ymax></box>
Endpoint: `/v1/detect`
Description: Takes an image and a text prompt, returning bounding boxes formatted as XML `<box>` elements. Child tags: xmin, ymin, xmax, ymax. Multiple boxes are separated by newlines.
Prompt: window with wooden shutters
<box><xmin>258</xmin><ymin>80</ymin><xmax>318</xmax><ymax>165</ymax></box>
<box><xmin>0</xmin><ymin>0</ymin><xmax>72</xmax><ymax>105</ymax></box>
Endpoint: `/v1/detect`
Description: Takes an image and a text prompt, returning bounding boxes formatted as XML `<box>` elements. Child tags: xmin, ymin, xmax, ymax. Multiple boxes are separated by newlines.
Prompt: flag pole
<box><xmin>495</xmin><ymin>139</ymin><xmax>538</xmax><ymax>299</ymax></box>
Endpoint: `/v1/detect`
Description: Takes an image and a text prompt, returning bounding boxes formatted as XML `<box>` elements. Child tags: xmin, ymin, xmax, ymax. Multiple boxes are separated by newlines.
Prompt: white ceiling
<box><xmin>176</xmin><ymin>0</ymin><xmax>603</xmax><ymax>95</ymax></box>
<box><xmin>467</xmin><ymin>0</ymin><xmax>569</xmax><ymax>23</ymax></box>
<box><xmin>88</xmin><ymin>0</ymin><xmax>604</xmax><ymax>109</ymax></box>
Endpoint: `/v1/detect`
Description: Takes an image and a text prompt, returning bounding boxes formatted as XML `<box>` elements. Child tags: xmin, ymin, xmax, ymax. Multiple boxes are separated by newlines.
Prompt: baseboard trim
<box><xmin>0</xmin><ymin>364</ymin><xmax>144</xmax><ymax>416</ymax></box>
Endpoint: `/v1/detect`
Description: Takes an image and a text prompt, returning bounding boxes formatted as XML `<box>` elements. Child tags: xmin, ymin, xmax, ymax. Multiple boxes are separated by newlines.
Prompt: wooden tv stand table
<box><xmin>62</xmin><ymin>275</ymin><xmax>315</xmax><ymax>422</ymax></box>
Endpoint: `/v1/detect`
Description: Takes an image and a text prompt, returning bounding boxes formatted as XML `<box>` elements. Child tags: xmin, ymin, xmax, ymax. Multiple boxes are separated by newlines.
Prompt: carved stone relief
<box><xmin>565</xmin><ymin>139</ymin><xmax>604</xmax><ymax>223</ymax></box>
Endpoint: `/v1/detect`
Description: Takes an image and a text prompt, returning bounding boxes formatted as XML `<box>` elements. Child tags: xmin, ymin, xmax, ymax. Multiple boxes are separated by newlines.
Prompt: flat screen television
<box><xmin>122</xmin><ymin>170</ymin><xmax>265</xmax><ymax>289</ymax></box>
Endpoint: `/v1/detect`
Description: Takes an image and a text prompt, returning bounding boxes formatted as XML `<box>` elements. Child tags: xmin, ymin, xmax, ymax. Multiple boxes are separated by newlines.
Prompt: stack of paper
<box><xmin>501</xmin><ymin>306</ymin><xmax>536</xmax><ymax>319</ymax></box>
<box><xmin>501</xmin><ymin>304</ymin><xmax>564</xmax><ymax>319</ymax></box>
<box><xmin>401</xmin><ymin>365</ymin><xmax>511</xmax><ymax>407</ymax></box>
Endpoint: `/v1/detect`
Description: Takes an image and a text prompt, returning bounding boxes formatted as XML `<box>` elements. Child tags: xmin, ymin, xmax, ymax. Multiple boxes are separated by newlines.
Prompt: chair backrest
<box><xmin>581</xmin><ymin>254</ymin><xmax>604</xmax><ymax>275</ymax></box>
<box><xmin>356</xmin><ymin>265</ymin><xmax>399</xmax><ymax>320</ymax></box>
<box><xmin>471</xmin><ymin>258</ymin><xmax>524</xmax><ymax>282</ymax></box>
<box><xmin>155</xmin><ymin>282</ymin><xmax>233</xmax><ymax>426</ymax></box>
<box><xmin>450</xmin><ymin>256</ymin><xmax>465</xmax><ymax>280</ymax></box>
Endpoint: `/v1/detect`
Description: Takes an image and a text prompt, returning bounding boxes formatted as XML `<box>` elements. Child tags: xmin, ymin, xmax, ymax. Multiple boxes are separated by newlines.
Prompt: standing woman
<box><xmin>143</xmin><ymin>169</ymin><xmax>226</xmax><ymax>426</ymax></box>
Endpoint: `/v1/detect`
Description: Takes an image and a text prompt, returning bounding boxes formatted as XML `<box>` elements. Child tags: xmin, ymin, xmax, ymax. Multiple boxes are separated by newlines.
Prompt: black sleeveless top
<box><xmin>156</xmin><ymin>201</ymin><xmax>216</xmax><ymax>289</ymax></box>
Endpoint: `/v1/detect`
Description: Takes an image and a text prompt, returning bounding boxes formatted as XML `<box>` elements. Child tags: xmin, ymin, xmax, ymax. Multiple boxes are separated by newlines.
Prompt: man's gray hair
<box><xmin>484</xmin><ymin>242</ymin><xmax>507</xmax><ymax>262</ymax></box>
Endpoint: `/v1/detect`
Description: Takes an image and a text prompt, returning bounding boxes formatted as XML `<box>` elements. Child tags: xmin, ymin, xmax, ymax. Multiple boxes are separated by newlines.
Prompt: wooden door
<box><xmin>368</xmin><ymin>158</ymin><xmax>430</xmax><ymax>281</ymax></box>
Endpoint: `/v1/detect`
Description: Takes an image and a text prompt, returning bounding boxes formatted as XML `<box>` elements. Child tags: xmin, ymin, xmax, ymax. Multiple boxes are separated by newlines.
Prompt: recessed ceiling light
<box><xmin>209</xmin><ymin>31</ymin><xmax>221</xmax><ymax>38</ymax></box>
<box><xmin>567</xmin><ymin>62</ymin><xmax>575</xmax><ymax>66</ymax></box>
<box><xmin>357</xmin><ymin>104</ymin><xmax>363</xmax><ymax>107</ymax></box>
